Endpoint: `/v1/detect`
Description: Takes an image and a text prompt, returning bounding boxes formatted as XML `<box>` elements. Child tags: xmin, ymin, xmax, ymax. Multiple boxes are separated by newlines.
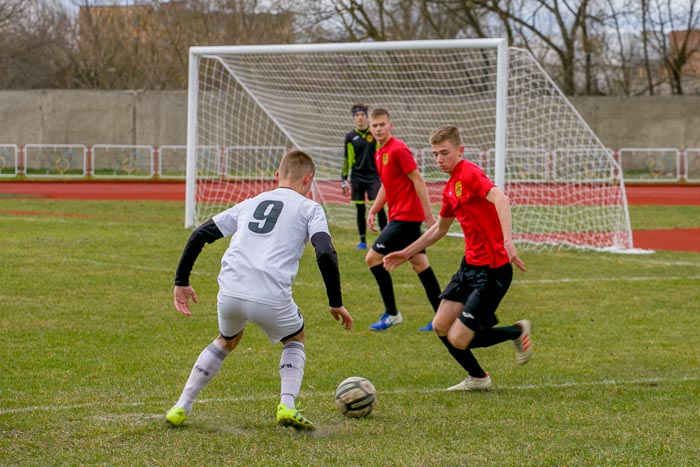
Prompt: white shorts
<box><xmin>216</xmin><ymin>293</ymin><xmax>304</xmax><ymax>344</ymax></box>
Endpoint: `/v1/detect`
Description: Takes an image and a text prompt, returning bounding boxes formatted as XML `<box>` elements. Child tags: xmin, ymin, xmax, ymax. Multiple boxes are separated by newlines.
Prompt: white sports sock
<box><xmin>175</xmin><ymin>341</ymin><xmax>229</xmax><ymax>415</ymax></box>
<box><xmin>279</xmin><ymin>341</ymin><xmax>306</xmax><ymax>409</ymax></box>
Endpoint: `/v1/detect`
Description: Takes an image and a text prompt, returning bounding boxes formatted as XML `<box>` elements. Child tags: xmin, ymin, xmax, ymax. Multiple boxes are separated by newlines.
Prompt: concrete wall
<box><xmin>570</xmin><ymin>96</ymin><xmax>700</xmax><ymax>150</ymax></box>
<box><xmin>0</xmin><ymin>91</ymin><xmax>697</xmax><ymax>149</ymax></box>
<box><xmin>0</xmin><ymin>90</ymin><xmax>187</xmax><ymax>147</ymax></box>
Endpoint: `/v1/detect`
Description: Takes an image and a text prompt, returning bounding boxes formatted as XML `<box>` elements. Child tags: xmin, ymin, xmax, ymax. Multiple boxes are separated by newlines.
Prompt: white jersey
<box><xmin>212</xmin><ymin>187</ymin><xmax>330</xmax><ymax>305</ymax></box>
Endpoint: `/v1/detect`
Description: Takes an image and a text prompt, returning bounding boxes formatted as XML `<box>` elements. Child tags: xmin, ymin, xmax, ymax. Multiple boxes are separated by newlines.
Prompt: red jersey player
<box><xmin>365</xmin><ymin>108</ymin><xmax>442</xmax><ymax>331</ymax></box>
<box><xmin>383</xmin><ymin>124</ymin><xmax>532</xmax><ymax>391</ymax></box>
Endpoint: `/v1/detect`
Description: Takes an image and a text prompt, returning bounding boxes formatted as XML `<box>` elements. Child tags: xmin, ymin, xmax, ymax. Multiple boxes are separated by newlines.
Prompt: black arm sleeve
<box><xmin>174</xmin><ymin>219</ymin><xmax>224</xmax><ymax>286</ymax></box>
<box><xmin>310</xmin><ymin>231</ymin><xmax>343</xmax><ymax>308</ymax></box>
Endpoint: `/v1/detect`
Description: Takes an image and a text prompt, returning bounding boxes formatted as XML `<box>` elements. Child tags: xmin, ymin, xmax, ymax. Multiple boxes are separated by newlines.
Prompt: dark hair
<box><xmin>351</xmin><ymin>103</ymin><xmax>369</xmax><ymax>115</ymax></box>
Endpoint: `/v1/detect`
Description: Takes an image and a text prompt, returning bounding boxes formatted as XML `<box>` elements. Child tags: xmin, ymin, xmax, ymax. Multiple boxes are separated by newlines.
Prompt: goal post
<box><xmin>185</xmin><ymin>39</ymin><xmax>634</xmax><ymax>252</ymax></box>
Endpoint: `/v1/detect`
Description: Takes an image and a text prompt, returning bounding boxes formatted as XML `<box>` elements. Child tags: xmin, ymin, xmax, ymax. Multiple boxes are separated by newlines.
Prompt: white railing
<box><xmin>0</xmin><ymin>144</ymin><xmax>698</xmax><ymax>183</ymax></box>
<box><xmin>618</xmin><ymin>148</ymin><xmax>681</xmax><ymax>182</ymax></box>
<box><xmin>91</xmin><ymin>144</ymin><xmax>154</xmax><ymax>179</ymax></box>
<box><xmin>0</xmin><ymin>145</ymin><xmax>18</xmax><ymax>177</ymax></box>
<box><xmin>23</xmin><ymin>144</ymin><xmax>88</xmax><ymax>178</ymax></box>
<box><xmin>685</xmin><ymin>149</ymin><xmax>700</xmax><ymax>183</ymax></box>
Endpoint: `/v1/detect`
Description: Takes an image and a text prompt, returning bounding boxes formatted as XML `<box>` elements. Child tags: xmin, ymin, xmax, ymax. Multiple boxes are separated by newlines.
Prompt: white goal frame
<box><xmin>185</xmin><ymin>39</ymin><xmax>634</xmax><ymax>252</ymax></box>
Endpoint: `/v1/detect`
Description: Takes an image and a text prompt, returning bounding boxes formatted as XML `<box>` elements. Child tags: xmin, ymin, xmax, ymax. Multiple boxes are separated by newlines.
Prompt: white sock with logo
<box><xmin>175</xmin><ymin>341</ymin><xmax>229</xmax><ymax>415</ymax></box>
<box><xmin>279</xmin><ymin>341</ymin><xmax>306</xmax><ymax>409</ymax></box>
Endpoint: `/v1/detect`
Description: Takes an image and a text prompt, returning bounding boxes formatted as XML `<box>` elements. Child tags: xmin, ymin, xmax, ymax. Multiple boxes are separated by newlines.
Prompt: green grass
<box><xmin>1</xmin><ymin>199</ymin><xmax>699</xmax><ymax>465</ymax></box>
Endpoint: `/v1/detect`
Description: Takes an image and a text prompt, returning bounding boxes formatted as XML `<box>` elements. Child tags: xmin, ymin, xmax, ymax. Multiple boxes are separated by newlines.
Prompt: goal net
<box><xmin>186</xmin><ymin>39</ymin><xmax>633</xmax><ymax>252</ymax></box>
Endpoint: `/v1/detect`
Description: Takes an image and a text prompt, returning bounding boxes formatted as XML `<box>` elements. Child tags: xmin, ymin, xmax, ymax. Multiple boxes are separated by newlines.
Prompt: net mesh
<box><xmin>190</xmin><ymin>44</ymin><xmax>632</xmax><ymax>251</ymax></box>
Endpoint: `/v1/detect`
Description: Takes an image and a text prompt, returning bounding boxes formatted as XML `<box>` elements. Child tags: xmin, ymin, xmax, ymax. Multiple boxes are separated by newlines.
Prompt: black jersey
<box><xmin>342</xmin><ymin>127</ymin><xmax>379</xmax><ymax>184</ymax></box>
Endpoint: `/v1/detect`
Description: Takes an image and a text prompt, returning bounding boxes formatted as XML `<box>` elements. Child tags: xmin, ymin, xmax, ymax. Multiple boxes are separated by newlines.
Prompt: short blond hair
<box><xmin>429</xmin><ymin>125</ymin><xmax>462</xmax><ymax>147</ymax></box>
<box><xmin>278</xmin><ymin>150</ymin><xmax>315</xmax><ymax>181</ymax></box>
<box><xmin>369</xmin><ymin>108</ymin><xmax>390</xmax><ymax>120</ymax></box>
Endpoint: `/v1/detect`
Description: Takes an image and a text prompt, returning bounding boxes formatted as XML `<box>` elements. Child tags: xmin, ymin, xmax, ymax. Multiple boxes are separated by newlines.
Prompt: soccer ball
<box><xmin>334</xmin><ymin>376</ymin><xmax>377</xmax><ymax>418</ymax></box>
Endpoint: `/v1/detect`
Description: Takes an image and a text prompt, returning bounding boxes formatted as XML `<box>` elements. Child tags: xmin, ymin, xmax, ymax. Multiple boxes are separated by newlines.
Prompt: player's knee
<box><xmin>432</xmin><ymin>318</ymin><xmax>448</xmax><ymax>336</ymax></box>
<box><xmin>447</xmin><ymin>332</ymin><xmax>467</xmax><ymax>350</ymax></box>
<box><xmin>217</xmin><ymin>330</ymin><xmax>243</xmax><ymax>351</ymax></box>
<box><xmin>447</xmin><ymin>324</ymin><xmax>473</xmax><ymax>350</ymax></box>
<box><xmin>365</xmin><ymin>250</ymin><xmax>381</xmax><ymax>267</ymax></box>
<box><xmin>409</xmin><ymin>254</ymin><xmax>429</xmax><ymax>273</ymax></box>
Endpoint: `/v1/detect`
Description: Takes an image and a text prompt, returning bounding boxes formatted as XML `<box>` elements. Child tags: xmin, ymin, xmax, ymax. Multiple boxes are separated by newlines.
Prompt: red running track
<box><xmin>1</xmin><ymin>181</ymin><xmax>698</xmax><ymax>252</ymax></box>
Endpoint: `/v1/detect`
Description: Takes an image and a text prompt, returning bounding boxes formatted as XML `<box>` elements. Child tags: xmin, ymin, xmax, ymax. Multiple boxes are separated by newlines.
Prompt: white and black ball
<box><xmin>334</xmin><ymin>376</ymin><xmax>377</xmax><ymax>418</ymax></box>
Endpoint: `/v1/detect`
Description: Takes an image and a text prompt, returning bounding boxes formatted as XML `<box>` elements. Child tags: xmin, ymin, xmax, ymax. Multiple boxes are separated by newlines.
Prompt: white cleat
<box><xmin>446</xmin><ymin>372</ymin><xmax>492</xmax><ymax>391</ymax></box>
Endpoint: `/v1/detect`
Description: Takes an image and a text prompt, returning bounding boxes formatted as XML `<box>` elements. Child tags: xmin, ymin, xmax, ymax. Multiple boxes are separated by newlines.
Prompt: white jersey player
<box><xmin>166</xmin><ymin>150</ymin><xmax>353</xmax><ymax>431</ymax></box>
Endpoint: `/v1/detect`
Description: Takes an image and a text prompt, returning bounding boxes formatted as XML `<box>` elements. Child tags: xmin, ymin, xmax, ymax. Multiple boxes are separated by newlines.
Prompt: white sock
<box><xmin>279</xmin><ymin>341</ymin><xmax>306</xmax><ymax>409</ymax></box>
<box><xmin>175</xmin><ymin>341</ymin><xmax>229</xmax><ymax>415</ymax></box>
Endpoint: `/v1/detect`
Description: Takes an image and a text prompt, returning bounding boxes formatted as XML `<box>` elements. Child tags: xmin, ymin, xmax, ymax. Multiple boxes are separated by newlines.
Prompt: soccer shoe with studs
<box><xmin>165</xmin><ymin>407</ymin><xmax>188</xmax><ymax>427</ymax></box>
<box><xmin>446</xmin><ymin>372</ymin><xmax>492</xmax><ymax>391</ymax></box>
<box><xmin>356</xmin><ymin>241</ymin><xmax>367</xmax><ymax>250</ymax></box>
<box><xmin>513</xmin><ymin>319</ymin><xmax>533</xmax><ymax>365</ymax></box>
<box><xmin>418</xmin><ymin>321</ymin><xmax>433</xmax><ymax>332</ymax></box>
<box><xmin>276</xmin><ymin>403</ymin><xmax>315</xmax><ymax>431</ymax></box>
<box><xmin>369</xmin><ymin>312</ymin><xmax>403</xmax><ymax>331</ymax></box>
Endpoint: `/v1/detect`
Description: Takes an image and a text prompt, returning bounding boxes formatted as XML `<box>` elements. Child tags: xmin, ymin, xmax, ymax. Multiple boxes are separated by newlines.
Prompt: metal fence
<box><xmin>0</xmin><ymin>144</ymin><xmax>698</xmax><ymax>183</ymax></box>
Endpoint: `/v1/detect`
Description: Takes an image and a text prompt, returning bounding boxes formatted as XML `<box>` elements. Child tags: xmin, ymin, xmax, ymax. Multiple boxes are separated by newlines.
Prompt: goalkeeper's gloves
<box><xmin>341</xmin><ymin>180</ymin><xmax>349</xmax><ymax>196</ymax></box>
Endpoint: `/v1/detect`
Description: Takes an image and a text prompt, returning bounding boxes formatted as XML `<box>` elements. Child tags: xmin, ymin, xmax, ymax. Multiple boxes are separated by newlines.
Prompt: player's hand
<box><xmin>174</xmin><ymin>285</ymin><xmax>198</xmax><ymax>316</ymax></box>
<box><xmin>330</xmin><ymin>306</ymin><xmax>353</xmax><ymax>330</ymax></box>
<box><xmin>505</xmin><ymin>240</ymin><xmax>527</xmax><ymax>272</ymax></box>
<box><xmin>383</xmin><ymin>251</ymin><xmax>408</xmax><ymax>271</ymax></box>
<box><xmin>367</xmin><ymin>212</ymin><xmax>378</xmax><ymax>232</ymax></box>
<box><xmin>341</xmin><ymin>180</ymin><xmax>349</xmax><ymax>197</ymax></box>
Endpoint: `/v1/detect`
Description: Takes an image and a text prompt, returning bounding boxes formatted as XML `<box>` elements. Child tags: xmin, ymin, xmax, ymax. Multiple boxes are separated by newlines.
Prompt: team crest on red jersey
<box><xmin>455</xmin><ymin>181</ymin><xmax>462</xmax><ymax>198</ymax></box>
<box><xmin>381</xmin><ymin>152</ymin><xmax>389</xmax><ymax>165</ymax></box>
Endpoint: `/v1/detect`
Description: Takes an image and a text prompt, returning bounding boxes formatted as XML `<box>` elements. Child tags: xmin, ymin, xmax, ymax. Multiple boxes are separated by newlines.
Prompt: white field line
<box><xmin>565</xmin><ymin>254</ymin><xmax>700</xmax><ymax>268</ymax></box>
<box><xmin>54</xmin><ymin>258</ymin><xmax>700</xmax><ymax>284</ymax></box>
<box><xmin>514</xmin><ymin>275</ymin><xmax>700</xmax><ymax>285</ymax></box>
<box><xmin>1</xmin><ymin>375</ymin><xmax>697</xmax><ymax>416</ymax></box>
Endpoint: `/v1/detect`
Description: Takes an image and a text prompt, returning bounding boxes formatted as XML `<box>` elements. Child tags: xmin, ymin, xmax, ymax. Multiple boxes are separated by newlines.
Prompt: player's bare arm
<box><xmin>407</xmin><ymin>169</ymin><xmax>436</xmax><ymax>227</ymax></box>
<box><xmin>486</xmin><ymin>187</ymin><xmax>527</xmax><ymax>272</ymax></box>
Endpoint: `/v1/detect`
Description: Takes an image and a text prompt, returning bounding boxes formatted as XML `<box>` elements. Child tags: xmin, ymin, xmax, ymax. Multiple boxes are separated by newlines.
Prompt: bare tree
<box><xmin>298</xmin><ymin>0</ymin><xmax>490</xmax><ymax>42</ymax></box>
<box><xmin>645</xmin><ymin>0</ymin><xmax>700</xmax><ymax>95</ymax></box>
<box><xmin>464</xmin><ymin>0</ymin><xmax>594</xmax><ymax>95</ymax></box>
<box><xmin>640</xmin><ymin>0</ymin><xmax>656</xmax><ymax>94</ymax></box>
<box><xmin>0</xmin><ymin>0</ymin><xmax>73</xmax><ymax>89</ymax></box>
<box><xmin>422</xmin><ymin>0</ymin><xmax>505</xmax><ymax>39</ymax></box>
<box><xmin>59</xmin><ymin>0</ymin><xmax>296</xmax><ymax>89</ymax></box>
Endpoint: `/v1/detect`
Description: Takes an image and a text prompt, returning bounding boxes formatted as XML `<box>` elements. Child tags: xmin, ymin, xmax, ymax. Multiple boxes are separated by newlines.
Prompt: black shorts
<box><xmin>439</xmin><ymin>258</ymin><xmax>513</xmax><ymax>332</ymax></box>
<box><xmin>371</xmin><ymin>220</ymin><xmax>425</xmax><ymax>255</ymax></box>
<box><xmin>351</xmin><ymin>179</ymin><xmax>381</xmax><ymax>203</ymax></box>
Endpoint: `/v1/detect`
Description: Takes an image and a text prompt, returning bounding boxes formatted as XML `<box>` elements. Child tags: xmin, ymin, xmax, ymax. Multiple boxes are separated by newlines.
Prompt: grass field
<box><xmin>1</xmin><ymin>198</ymin><xmax>699</xmax><ymax>465</ymax></box>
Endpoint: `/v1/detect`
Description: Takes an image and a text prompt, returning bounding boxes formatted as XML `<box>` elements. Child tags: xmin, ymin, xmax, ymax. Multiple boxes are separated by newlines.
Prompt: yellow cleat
<box><xmin>165</xmin><ymin>407</ymin><xmax>187</xmax><ymax>427</ymax></box>
<box><xmin>276</xmin><ymin>403</ymin><xmax>315</xmax><ymax>430</ymax></box>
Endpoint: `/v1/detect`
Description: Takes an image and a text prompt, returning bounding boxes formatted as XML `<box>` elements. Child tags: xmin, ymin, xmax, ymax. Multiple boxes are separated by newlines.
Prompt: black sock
<box><xmin>470</xmin><ymin>326</ymin><xmax>521</xmax><ymax>349</ymax></box>
<box><xmin>370</xmin><ymin>264</ymin><xmax>397</xmax><ymax>315</ymax></box>
<box><xmin>438</xmin><ymin>336</ymin><xmax>486</xmax><ymax>378</ymax></box>
<box><xmin>356</xmin><ymin>204</ymin><xmax>366</xmax><ymax>242</ymax></box>
<box><xmin>418</xmin><ymin>267</ymin><xmax>442</xmax><ymax>312</ymax></box>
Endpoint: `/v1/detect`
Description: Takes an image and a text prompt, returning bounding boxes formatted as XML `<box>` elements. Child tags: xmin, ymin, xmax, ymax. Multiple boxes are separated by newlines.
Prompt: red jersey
<box><xmin>375</xmin><ymin>137</ymin><xmax>425</xmax><ymax>222</ymax></box>
<box><xmin>440</xmin><ymin>159</ymin><xmax>509</xmax><ymax>268</ymax></box>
